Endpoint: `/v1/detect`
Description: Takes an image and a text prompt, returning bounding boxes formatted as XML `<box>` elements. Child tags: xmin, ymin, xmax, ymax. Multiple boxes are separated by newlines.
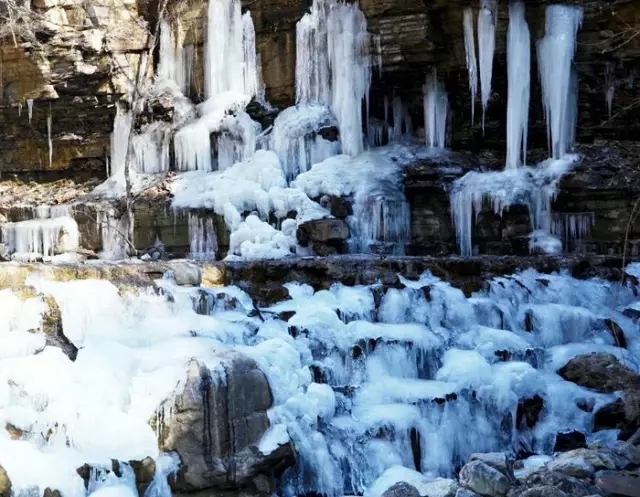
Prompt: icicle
<box><xmin>537</xmin><ymin>5</ymin><xmax>583</xmax><ymax>159</ymax></box>
<box><xmin>1</xmin><ymin>216</ymin><xmax>79</xmax><ymax>260</ymax></box>
<box><xmin>18</xmin><ymin>102</ymin><xmax>22</xmax><ymax>116</ymax></box>
<box><xmin>109</xmin><ymin>103</ymin><xmax>133</xmax><ymax>177</ymax></box>
<box><xmin>390</xmin><ymin>96</ymin><xmax>403</xmax><ymax>142</ymax></box>
<box><xmin>47</xmin><ymin>106</ymin><xmax>53</xmax><ymax>169</ymax></box>
<box><xmin>174</xmin><ymin>120</ymin><xmax>212</xmax><ymax>172</ymax></box>
<box><xmin>423</xmin><ymin>69</ymin><xmax>448</xmax><ymax>149</ymax></box>
<box><xmin>327</xmin><ymin>3</ymin><xmax>373</xmax><ymax>156</ymax></box>
<box><xmin>477</xmin><ymin>0</ymin><xmax>497</xmax><ymax>132</ymax></box>
<box><xmin>27</xmin><ymin>98</ymin><xmax>33</xmax><ymax>124</ymax></box>
<box><xmin>296</xmin><ymin>0</ymin><xmax>333</xmax><ymax>105</ymax></box>
<box><xmin>295</xmin><ymin>0</ymin><xmax>373</xmax><ymax>156</ymax></box>
<box><xmin>605</xmin><ymin>62</ymin><xmax>615</xmax><ymax>118</ymax></box>
<box><xmin>158</xmin><ymin>19</ymin><xmax>180</xmax><ymax>84</ymax></box>
<box><xmin>182</xmin><ymin>44</ymin><xmax>196</xmax><ymax>94</ymax></box>
<box><xmin>205</xmin><ymin>0</ymin><xmax>259</xmax><ymax>99</ymax></box>
<box><xmin>188</xmin><ymin>214</ymin><xmax>218</xmax><ymax>260</ymax></box>
<box><xmin>463</xmin><ymin>8</ymin><xmax>478</xmax><ymax>122</ymax></box>
<box><xmin>505</xmin><ymin>1</ymin><xmax>531</xmax><ymax>169</ymax></box>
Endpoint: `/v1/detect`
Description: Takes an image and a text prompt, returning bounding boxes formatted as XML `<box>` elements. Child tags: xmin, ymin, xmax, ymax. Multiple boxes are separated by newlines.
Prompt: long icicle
<box><xmin>505</xmin><ymin>0</ymin><xmax>531</xmax><ymax>169</ymax></box>
<box><xmin>477</xmin><ymin>0</ymin><xmax>497</xmax><ymax>133</ymax></box>
<box><xmin>463</xmin><ymin>8</ymin><xmax>478</xmax><ymax>123</ymax></box>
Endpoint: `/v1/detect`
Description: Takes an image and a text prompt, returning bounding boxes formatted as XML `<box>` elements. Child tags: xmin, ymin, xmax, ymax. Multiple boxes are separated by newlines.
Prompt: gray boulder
<box><xmin>155</xmin><ymin>351</ymin><xmax>294</xmax><ymax>492</ymax></box>
<box><xmin>459</xmin><ymin>460</ymin><xmax>512</xmax><ymax>497</ymax></box>
<box><xmin>382</xmin><ymin>482</ymin><xmax>421</xmax><ymax>497</ymax></box>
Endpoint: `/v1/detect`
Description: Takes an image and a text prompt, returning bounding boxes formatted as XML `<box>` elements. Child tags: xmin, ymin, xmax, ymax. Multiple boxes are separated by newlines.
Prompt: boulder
<box><xmin>595</xmin><ymin>470</ymin><xmax>640</xmax><ymax>497</ymax></box>
<box><xmin>382</xmin><ymin>482</ymin><xmax>421</xmax><ymax>497</ymax></box>
<box><xmin>594</xmin><ymin>390</ymin><xmax>640</xmax><ymax>439</ymax></box>
<box><xmin>557</xmin><ymin>353</ymin><xmax>640</xmax><ymax>393</ymax></box>
<box><xmin>297</xmin><ymin>218</ymin><xmax>350</xmax><ymax>256</ymax></box>
<box><xmin>0</xmin><ymin>466</ymin><xmax>10</xmax><ymax>497</ymax></box>
<box><xmin>165</xmin><ymin>262</ymin><xmax>202</xmax><ymax>287</ymax></box>
<box><xmin>553</xmin><ymin>431</ymin><xmax>587</xmax><ymax>453</ymax></box>
<box><xmin>519</xmin><ymin>469</ymin><xmax>601</xmax><ymax>497</ymax></box>
<box><xmin>551</xmin><ymin>448</ymin><xmax>617</xmax><ymax>472</ymax></box>
<box><xmin>469</xmin><ymin>453</ymin><xmax>515</xmax><ymax>479</ymax></box>
<box><xmin>421</xmin><ymin>478</ymin><xmax>459</xmax><ymax>497</ymax></box>
<box><xmin>129</xmin><ymin>457</ymin><xmax>156</xmax><ymax>496</ymax></box>
<box><xmin>156</xmin><ymin>352</ymin><xmax>294</xmax><ymax>492</ymax></box>
<box><xmin>459</xmin><ymin>460</ymin><xmax>512</xmax><ymax>497</ymax></box>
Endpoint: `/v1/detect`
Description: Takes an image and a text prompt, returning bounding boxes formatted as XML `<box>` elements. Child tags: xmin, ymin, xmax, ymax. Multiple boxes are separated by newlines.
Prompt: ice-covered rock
<box><xmin>459</xmin><ymin>460</ymin><xmax>512</xmax><ymax>496</ymax></box>
<box><xmin>155</xmin><ymin>353</ymin><xmax>294</xmax><ymax>491</ymax></box>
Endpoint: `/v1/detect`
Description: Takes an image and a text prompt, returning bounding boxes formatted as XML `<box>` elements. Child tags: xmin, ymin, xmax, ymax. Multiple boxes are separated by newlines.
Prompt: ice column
<box><xmin>463</xmin><ymin>8</ymin><xmax>478</xmax><ymax>122</ymax></box>
<box><xmin>327</xmin><ymin>3</ymin><xmax>373</xmax><ymax>156</ymax></box>
<box><xmin>605</xmin><ymin>62</ymin><xmax>615</xmax><ymax>118</ymax></box>
<box><xmin>296</xmin><ymin>0</ymin><xmax>374</xmax><ymax>156</ymax></box>
<box><xmin>505</xmin><ymin>1</ymin><xmax>531</xmax><ymax>169</ymax></box>
<box><xmin>188</xmin><ymin>214</ymin><xmax>218</xmax><ymax>260</ymax></box>
<box><xmin>537</xmin><ymin>5</ymin><xmax>583</xmax><ymax>159</ymax></box>
<box><xmin>108</xmin><ymin>103</ymin><xmax>133</xmax><ymax>177</ymax></box>
<box><xmin>157</xmin><ymin>19</ymin><xmax>180</xmax><ymax>84</ymax></box>
<box><xmin>477</xmin><ymin>0</ymin><xmax>497</xmax><ymax>131</ymax></box>
<box><xmin>204</xmin><ymin>0</ymin><xmax>259</xmax><ymax>99</ymax></box>
<box><xmin>296</xmin><ymin>0</ymin><xmax>333</xmax><ymax>105</ymax></box>
<box><xmin>423</xmin><ymin>69</ymin><xmax>448</xmax><ymax>149</ymax></box>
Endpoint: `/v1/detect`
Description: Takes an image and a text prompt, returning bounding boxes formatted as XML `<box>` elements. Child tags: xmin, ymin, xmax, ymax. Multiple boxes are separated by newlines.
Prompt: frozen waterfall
<box><xmin>462</xmin><ymin>8</ymin><xmax>478</xmax><ymax>123</ymax></box>
<box><xmin>1</xmin><ymin>263</ymin><xmax>638</xmax><ymax>497</ymax></box>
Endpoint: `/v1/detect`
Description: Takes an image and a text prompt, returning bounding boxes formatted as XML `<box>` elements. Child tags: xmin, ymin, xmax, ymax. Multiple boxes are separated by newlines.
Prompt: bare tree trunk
<box><xmin>122</xmin><ymin>0</ymin><xmax>171</xmax><ymax>256</ymax></box>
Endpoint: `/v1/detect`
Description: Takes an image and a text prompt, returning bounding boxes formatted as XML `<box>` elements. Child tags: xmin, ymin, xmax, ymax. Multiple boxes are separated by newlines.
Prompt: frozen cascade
<box><xmin>204</xmin><ymin>0</ymin><xmax>259</xmax><ymax>99</ymax></box>
<box><xmin>462</xmin><ymin>8</ymin><xmax>478</xmax><ymax>122</ymax></box>
<box><xmin>477</xmin><ymin>0</ymin><xmax>497</xmax><ymax>131</ymax></box>
<box><xmin>505</xmin><ymin>1</ymin><xmax>530</xmax><ymax>169</ymax></box>
<box><xmin>423</xmin><ymin>69</ymin><xmax>448</xmax><ymax>149</ymax></box>
<box><xmin>450</xmin><ymin>157</ymin><xmax>577</xmax><ymax>256</ymax></box>
<box><xmin>173</xmin><ymin>120</ymin><xmax>213</xmax><ymax>173</ymax></box>
<box><xmin>98</xmin><ymin>208</ymin><xmax>128</xmax><ymax>260</ymax></box>
<box><xmin>132</xmin><ymin>122</ymin><xmax>171</xmax><ymax>174</ymax></box>
<box><xmin>537</xmin><ymin>5</ymin><xmax>583</xmax><ymax>159</ymax></box>
<box><xmin>270</xmin><ymin>104</ymin><xmax>341</xmax><ymax>183</ymax></box>
<box><xmin>4</xmin><ymin>263</ymin><xmax>638</xmax><ymax>496</ymax></box>
<box><xmin>216</xmin><ymin>111</ymin><xmax>262</xmax><ymax>171</ymax></box>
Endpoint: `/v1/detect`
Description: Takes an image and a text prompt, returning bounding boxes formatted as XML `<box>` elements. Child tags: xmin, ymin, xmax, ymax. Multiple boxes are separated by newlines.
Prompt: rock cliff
<box><xmin>0</xmin><ymin>0</ymin><xmax>639</xmax><ymax>258</ymax></box>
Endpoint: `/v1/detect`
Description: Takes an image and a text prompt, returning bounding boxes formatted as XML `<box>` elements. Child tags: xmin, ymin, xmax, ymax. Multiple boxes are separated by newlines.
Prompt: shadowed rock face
<box><xmin>155</xmin><ymin>351</ymin><xmax>294</xmax><ymax>492</ymax></box>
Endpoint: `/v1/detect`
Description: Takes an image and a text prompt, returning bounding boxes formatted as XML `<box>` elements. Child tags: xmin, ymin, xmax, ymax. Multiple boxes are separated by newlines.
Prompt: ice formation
<box><xmin>107</xmin><ymin>104</ymin><xmax>132</xmax><ymax>178</ymax></box>
<box><xmin>477</xmin><ymin>0</ymin><xmax>497</xmax><ymax>130</ymax></box>
<box><xmin>537</xmin><ymin>5</ymin><xmax>583</xmax><ymax>159</ymax></box>
<box><xmin>296</xmin><ymin>0</ymin><xmax>375</xmax><ymax>156</ymax></box>
<box><xmin>47</xmin><ymin>109</ymin><xmax>53</xmax><ymax>169</ymax></box>
<box><xmin>0</xmin><ymin>207</ymin><xmax>79</xmax><ymax>262</ymax></box>
<box><xmin>204</xmin><ymin>0</ymin><xmax>259</xmax><ymax>99</ymax></box>
<box><xmin>171</xmin><ymin>150</ymin><xmax>327</xmax><ymax>259</ymax></box>
<box><xmin>188</xmin><ymin>213</ymin><xmax>218</xmax><ymax>260</ymax></box>
<box><xmin>450</xmin><ymin>157</ymin><xmax>578</xmax><ymax>256</ymax></box>
<box><xmin>605</xmin><ymin>62</ymin><xmax>615</xmax><ymax>118</ymax></box>
<box><xmin>552</xmin><ymin>212</ymin><xmax>594</xmax><ymax>251</ymax></box>
<box><xmin>271</xmin><ymin>104</ymin><xmax>341</xmax><ymax>182</ymax></box>
<box><xmin>423</xmin><ymin>69</ymin><xmax>448</xmax><ymax>149</ymax></box>
<box><xmin>294</xmin><ymin>141</ymin><xmax>436</xmax><ymax>254</ymax></box>
<box><xmin>506</xmin><ymin>1</ymin><xmax>530</xmax><ymax>169</ymax></box>
<box><xmin>462</xmin><ymin>8</ymin><xmax>478</xmax><ymax>122</ymax></box>
<box><xmin>2</xmin><ymin>263</ymin><xmax>638</xmax><ymax>496</ymax></box>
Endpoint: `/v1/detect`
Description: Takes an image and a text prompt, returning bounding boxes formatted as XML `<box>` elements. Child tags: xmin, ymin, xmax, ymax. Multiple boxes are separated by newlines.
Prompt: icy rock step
<box><xmin>454</xmin><ymin>325</ymin><xmax>543</xmax><ymax>367</ymax></box>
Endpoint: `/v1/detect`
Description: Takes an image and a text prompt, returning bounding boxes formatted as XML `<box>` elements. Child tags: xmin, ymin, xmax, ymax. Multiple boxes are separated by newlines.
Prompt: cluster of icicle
<box><xmin>101</xmin><ymin>0</ymin><xmax>422</xmax><ymax>260</ymax></box>
<box><xmin>0</xmin><ymin>205</ymin><xmax>80</xmax><ymax>262</ymax></box>
<box><xmin>453</xmin><ymin>1</ymin><xmax>584</xmax><ymax>256</ymax></box>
